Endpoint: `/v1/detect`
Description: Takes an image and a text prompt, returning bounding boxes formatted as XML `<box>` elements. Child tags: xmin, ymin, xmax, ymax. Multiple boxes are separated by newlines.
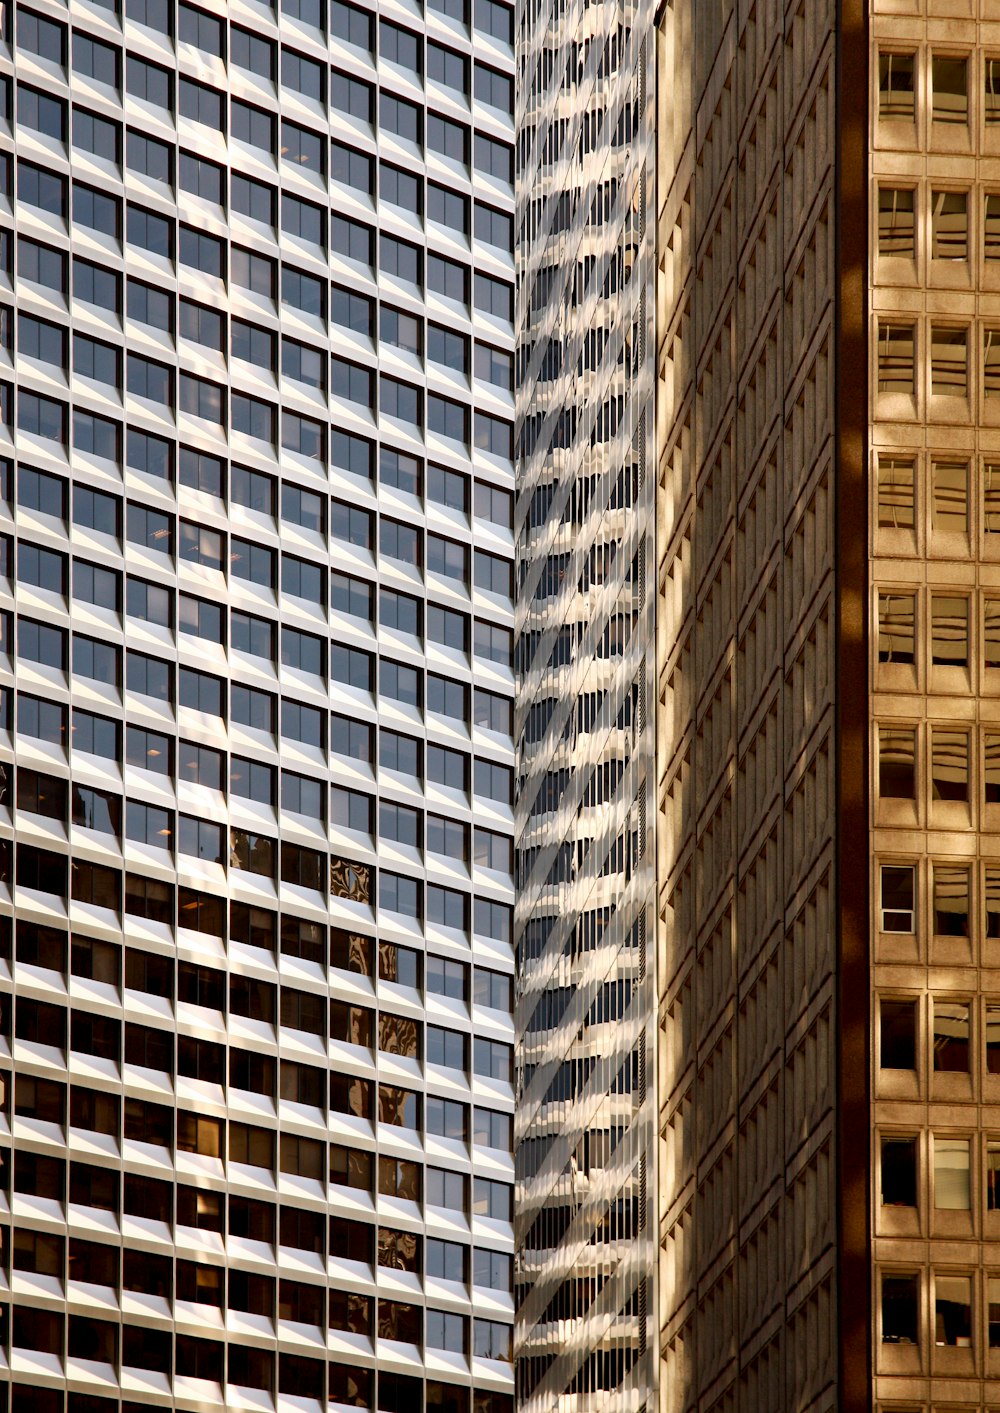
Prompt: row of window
<box><xmin>10</xmin><ymin>605</ymin><xmax>512</xmax><ymax>689</ymax></box>
<box><xmin>0</xmin><ymin>1302</ymin><xmax>513</xmax><ymax>1389</ymax></box>
<box><xmin>880</xmin><ymin>994</ymin><xmax>1000</xmax><ymax>1074</ymax></box>
<box><xmin>878</xmin><ymin>861</ymin><xmax>999</xmax><ymax>939</ymax></box>
<box><xmin>0</xmin><ymin>1292</ymin><xmax>511</xmax><ymax>1361</ymax></box>
<box><xmin>876</xmin><ymin>723</ymin><xmax>1000</xmax><ymax>808</ymax></box>
<box><xmin>9</xmin><ymin>916</ymin><xmax>511</xmax><ymax>1007</ymax></box>
<box><xmin>0</xmin><ymin>842</ymin><xmax>511</xmax><ymax>947</ymax></box>
<box><xmin>3</xmin><ymin>1002</ymin><xmax>513</xmax><ymax>1113</ymax></box>
<box><xmin>8</xmin><ymin>169</ymin><xmax>515</xmax><ymax>324</ymax></box>
<box><xmin>875</xmin><ymin>453</ymin><xmax>1000</xmax><ymax>537</ymax></box>
<box><xmin>0</xmin><ymin>1135</ymin><xmax>512</xmax><ymax>1223</ymax></box>
<box><xmin>878</xmin><ymin>184</ymin><xmax>1000</xmax><ymax>263</ymax></box>
<box><xmin>878</xmin><ymin>49</ymin><xmax>1000</xmax><ymax>130</ymax></box>
<box><xmin>10</xmin><ymin>374</ymin><xmax>511</xmax><ymax>476</ymax></box>
<box><xmin>880</xmin><ymin>1130</ymin><xmax>1000</xmax><ymax>1216</ymax></box>
<box><xmin>4</xmin><ymin>836</ymin><xmax>511</xmax><ymax>922</ymax></box>
<box><xmin>6</xmin><ymin>505</ymin><xmax>512</xmax><ymax>600</ymax></box>
<box><xmin>7</xmin><ymin>452</ymin><xmax>511</xmax><ymax>545</ymax></box>
<box><xmin>876</xmin><ymin>588</ymin><xmax>1000</xmax><ymax>673</ymax></box>
<box><xmin>3</xmin><ymin>973</ymin><xmax>514</xmax><ymax>1075</ymax></box>
<box><xmin>23</xmin><ymin>698</ymin><xmax>511</xmax><ymax>778</ymax></box>
<box><xmin>880</xmin><ymin>1267</ymin><xmax>999</xmax><ymax>1352</ymax></box>
<box><xmin>14</xmin><ymin>0</ymin><xmax>514</xmax><ymax>87</ymax></box>
<box><xmin>0</xmin><ymin>1375</ymin><xmax>509</xmax><ymax>1413</ymax></box>
<box><xmin>13</xmin><ymin>283</ymin><xmax>514</xmax><ymax>393</ymax></box>
<box><xmin>1</xmin><ymin>1081</ymin><xmax>512</xmax><ymax>1198</ymax></box>
<box><xmin>876</xmin><ymin>319</ymin><xmax>1000</xmax><ymax>398</ymax></box>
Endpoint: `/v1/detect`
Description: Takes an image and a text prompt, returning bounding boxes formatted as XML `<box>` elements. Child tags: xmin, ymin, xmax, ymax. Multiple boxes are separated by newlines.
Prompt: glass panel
<box><xmin>933</xmin><ymin>1136</ymin><xmax>970</xmax><ymax>1208</ymax></box>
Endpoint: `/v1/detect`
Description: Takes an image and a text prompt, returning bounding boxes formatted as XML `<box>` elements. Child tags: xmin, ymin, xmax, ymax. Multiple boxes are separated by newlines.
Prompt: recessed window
<box><xmin>934</xmin><ymin>864</ymin><xmax>970</xmax><ymax>937</ymax></box>
<box><xmin>877</xmin><ymin>322</ymin><xmax>915</xmax><ymax>395</ymax></box>
<box><xmin>878</xmin><ymin>594</ymin><xmax>916</xmax><ymax>663</ymax></box>
<box><xmin>880</xmin><ymin>865</ymin><xmax>915</xmax><ymax>934</ymax></box>
<box><xmin>931</xmin><ymin>728</ymin><xmax>969</xmax><ymax>801</ymax></box>
<box><xmin>931</xmin><ymin>190</ymin><xmax>967</xmax><ymax>259</ymax></box>
<box><xmin>881</xmin><ymin>1137</ymin><xmax>917</xmax><ymax>1206</ymax></box>
<box><xmin>930</xmin><ymin>325</ymin><xmax>968</xmax><ymax>395</ymax></box>
<box><xmin>931</xmin><ymin>593</ymin><xmax>969</xmax><ymax>667</ymax></box>
<box><xmin>932</xmin><ymin>54</ymin><xmax>968</xmax><ymax>125</ymax></box>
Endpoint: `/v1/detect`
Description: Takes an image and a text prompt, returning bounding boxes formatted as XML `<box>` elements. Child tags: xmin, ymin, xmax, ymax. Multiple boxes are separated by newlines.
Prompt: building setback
<box><xmin>0</xmin><ymin>0</ymin><xmax>516</xmax><ymax>1407</ymax></box>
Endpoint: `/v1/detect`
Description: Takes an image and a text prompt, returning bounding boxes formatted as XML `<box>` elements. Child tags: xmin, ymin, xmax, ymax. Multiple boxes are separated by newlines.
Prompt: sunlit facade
<box><xmin>0</xmin><ymin>0</ymin><xmax>516</xmax><ymax>1407</ymax></box>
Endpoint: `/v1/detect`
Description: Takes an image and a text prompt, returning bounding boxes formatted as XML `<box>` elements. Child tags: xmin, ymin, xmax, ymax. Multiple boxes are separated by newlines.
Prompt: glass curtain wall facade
<box><xmin>0</xmin><ymin>0</ymin><xmax>516</xmax><ymax>1407</ymax></box>
<box><xmin>513</xmin><ymin>0</ymin><xmax>656</xmax><ymax>1403</ymax></box>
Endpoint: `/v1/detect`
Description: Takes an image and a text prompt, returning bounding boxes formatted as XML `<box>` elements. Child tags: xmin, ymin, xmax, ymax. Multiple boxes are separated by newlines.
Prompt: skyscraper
<box><xmin>514</xmin><ymin>0</ymin><xmax>657</xmax><ymax>1407</ymax></box>
<box><xmin>0</xmin><ymin>0</ymin><xmax>515</xmax><ymax>1406</ymax></box>
<box><xmin>654</xmin><ymin>0</ymin><xmax>1000</xmax><ymax>1409</ymax></box>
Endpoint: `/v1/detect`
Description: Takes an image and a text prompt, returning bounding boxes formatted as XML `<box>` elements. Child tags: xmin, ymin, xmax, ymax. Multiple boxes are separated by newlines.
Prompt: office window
<box><xmin>933</xmin><ymin>864</ymin><xmax>970</xmax><ymax>937</ymax></box>
<box><xmin>934</xmin><ymin>1000</ymin><xmax>970</xmax><ymax>1070</ymax></box>
<box><xmin>880</xmin><ymin>866</ymin><xmax>915</xmax><ymax>934</ymax></box>
<box><xmin>877</xmin><ymin>457</ymin><xmax>915</xmax><ymax>530</ymax></box>
<box><xmin>930</xmin><ymin>189</ymin><xmax>967</xmax><ymax>263</ymax></box>
<box><xmin>931</xmin><ymin>594</ymin><xmax>968</xmax><ymax>667</ymax></box>
<box><xmin>931</xmin><ymin>325</ymin><xmax>968</xmax><ymax>395</ymax></box>
<box><xmin>932</xmin><ymin>457</ymin><xmax>967</xmax><ymax>536</ymax></box>
<box><xmin>933</xmin><ymin>53</ymin><xmax>968</xmax><ymax>124</ymax></box>
<box><xmin>877</xmin><ymin>322</ymin><xmax>915</xmax><ymax>394</ymax></box>
<box><xmin>931</xmin><ymin>729</ymin><xmax>969</xmax><ymax>802</ymax></box>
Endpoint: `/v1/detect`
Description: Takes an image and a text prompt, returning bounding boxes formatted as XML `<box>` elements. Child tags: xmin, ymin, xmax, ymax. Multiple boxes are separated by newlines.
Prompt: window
<box><xmin>877</xmin><ymin>322</ymin><xmax>915</xmax><ymax>394</ymax></box>
<box><xmin>379</xmin><ymin>92</ymin><xmax>421</xmax><ymax>143</ymax></box>
<box><xmin>879</xmin><ymin>53</ymin><xmax>915</xmax><ymax>119</ymax></box>
<box><xmin>476</xmin><ymin>689</ymin><xmax>512</xmax><ymax>736</ymax></box>
<box><xmin>931</xmin><ymin>593</ymin><xmax>968</xmax><ymax>667</ymax></box>
<box><xmin>73</xmin><ymin>710</ymin><xmax>119</xmax><ymax>761</ymax></box>
<box><xmin>126</xmin><ymin>725</ymin><xmax>171</xmax><ymax>775</ymax></box>
<box><xmin>474</xmin><ymin>1037</ymin><xmax>511</xmax><ymax>1081</ymax></box>
<box><xmin>475</xmin><ymin>133</ymin><xmax>513</xmax><ymax>182</ymax></box>
<box><xmin>933</xmin><ymin>863</ymin><xmax>969</xmax><ymax>937</ymax></box>
<box><xmin>180</xmin><ymin>77</ymin><xmax>223</xmax><ymax>129</ymax></box>
<box><xmin>74</xmin><ymin>109</ymin><xmax>120</xmax><ymax>164</ymax></box>
<box><xmin>232</xmin><ymin>27</ymin><xmax>275</xmax><ymax>79</ymax></box>
<box><xmin>127</xmin><ymin>56</ymin><xmax>173</xmax><ymax>108</ymax></box>
<box><xmin>933</xmin><ymin>53</ymin><xmax>968</xmax><ymax>124</ymax></box>
<box><xmin>180</xmin><ymin>227</ymin><xmax>224</xmax><ymax>279</ymax></box>
<box><xmin>474</xmin><ymin>1108</ymin><xmax>510</xmax><ymax>1150</ymax></box>
<box><xmin>73</xmin><ymin>33</ymin><xmax>120</xmax><ymax>88</ymax></box>
<box><xmin>877</xmin><ymin>593</ymin><xmax>915</xmax><ymax>665</ymax></box>
<box><xmin>880</xmin><ymin>865</ymin><xmax>915</xmax><ymax>934</ymax></box>
<box><xmin>931</xmin><ymin>728</ymin><xmax>969</xmax><ymax>802</ymax></box>
<box><xmin>19</xmin><ymin>159</ymin><xmax>66</xmax><ymax>217</ymax></box>
<box><xmin>877</xmin><ymin>457</ymin><xmax>914</xmax><ymax>531</ymax></box>
<box><xmin>934</xmin><ymin>1136</ymin><xmax>970</xmax><ymax>1210</ymax></box>
<box><xmin>931</xmin><ymin>325</ymin><xmax>967</xmax><ymax>395</ymax></box>
<box><xmin>128</xmin><ymin>206</ymin><xmax>174</xmax><ymax>261</ymax></box>
<box><xmin>230</xmin><ymin>250</ymin><xmax>274</xmax><ymax>306</ymax></box>
<box><xmin>330</xmin><ymin>718</ymin><xmax>372</xmax><ymax>770</ymax></box>
<box><xmin>475</xmin><ymin>549</ymin><xmax>513</xmax><ymax>597</ymax></box>
<box><xmin>933</xmin><ymin>1000</ymin><xmax>970</xmax><ymax>1070</ymax></box>
<box><xmin>20</xmin><ymin>237</ymin><xmax>66</xmax><ymax>293</ymax></box>
<box><xmin>282</xmin><ymin>48</ymin><xmax>325</xmax><ymax>102</ymax></box>
<box><xmin>429</xmin><ymin>113</ymin><xmax>469</xmax><ymax>165</ymax></box>
<box><xmin>932</xmin><ymin>189</ymin><xmax>967</xmax><ymax>260</ymax></box>
<box><xmin>20</xmin><ymin>85</ymin><xmax>66</xmax><ymax>141</ymax></box>
<box><xmin>936</xmin><ymin>1274</ymin><xmax>972</xmax><ymax>1348</ymax></box>
<box><xmin>473</xmin><ymin>1177</ymin><xmax>511</xmax><ymax>1220</ymax></box>
<box><xmin>381</xmin><ymin>660</ymin><xmax>421</xmax><ymax>707</ymax></box>
<box><xmin>283</xmin><ymin>193</ymin><xmax>325</xmax><ymax>247</ymax></box>
<box><xmin>179</xmin><ymin>1</ymin><xmax>223</xmax><ymax>50</ymax></box>
<box><xmin>878</xmin><ymin>726</ymin><xmax>915</xmax><ymax>799</ymax></box>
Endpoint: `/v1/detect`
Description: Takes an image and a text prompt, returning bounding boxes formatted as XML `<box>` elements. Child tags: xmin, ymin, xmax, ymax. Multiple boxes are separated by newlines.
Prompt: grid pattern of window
<box><xmin>512</xmin><ymin>0</ymin><xmax>656</xmax><ymax>1403</ymax></box>
<box><xmin>0</xmin><ymin>0</ymin><xmax>515</xmax><ymax>1406</ymax></box>
<box><xmin>873</xmin><ymin>10</ymin><xmax>1000</xmax><ymax>1406</ymax></box>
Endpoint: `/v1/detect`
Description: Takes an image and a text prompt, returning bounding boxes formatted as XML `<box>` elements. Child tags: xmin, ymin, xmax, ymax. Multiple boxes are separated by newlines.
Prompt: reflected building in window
<box><xmin>0</xmin><ymin>0</ymin><xmax>515</xmax><ymax>1407</ymax></box>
